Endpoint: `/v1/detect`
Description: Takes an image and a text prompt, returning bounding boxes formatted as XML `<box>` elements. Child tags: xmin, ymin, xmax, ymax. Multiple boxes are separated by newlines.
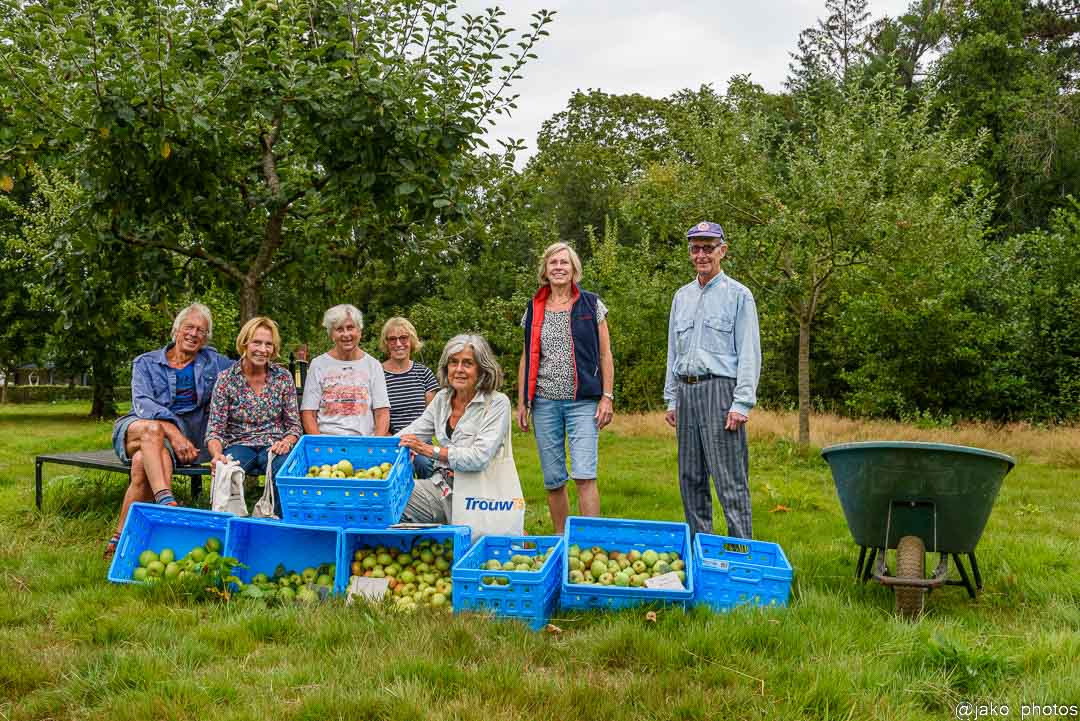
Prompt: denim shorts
<box><xmin>111</xmin><ymin>413</ymin><xmax>209</xmax><ymax>466</ymax></box>
<box><xmin>531</xmin><ymin>397</ymin><xmax>599</xmax><ymax>491</ymax></box>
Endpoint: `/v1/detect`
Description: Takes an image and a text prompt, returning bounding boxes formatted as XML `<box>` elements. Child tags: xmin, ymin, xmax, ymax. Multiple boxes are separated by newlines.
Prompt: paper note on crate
<box><xmin>346</xmin><ymin>576</ymin><xmax>390</xmax><ymax>605</ymax></box>
<box><xmin>644</xmin><ymin>572</ymin><xmax>685</xmax><ymax>590</ymax></box>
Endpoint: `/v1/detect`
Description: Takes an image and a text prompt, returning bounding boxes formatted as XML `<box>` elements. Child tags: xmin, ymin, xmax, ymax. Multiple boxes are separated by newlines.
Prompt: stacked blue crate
<box><xmin>276</xmin><ymin>436</ymin><xmax>413</xmax><ymax>528</ymax></box>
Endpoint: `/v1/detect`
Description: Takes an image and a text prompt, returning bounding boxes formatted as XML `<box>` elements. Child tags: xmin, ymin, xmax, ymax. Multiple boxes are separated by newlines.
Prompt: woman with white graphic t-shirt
<box><xmin>300</xmin><ymin>304</ymin><xmax>390</xmax><ymax>436</ymax></box>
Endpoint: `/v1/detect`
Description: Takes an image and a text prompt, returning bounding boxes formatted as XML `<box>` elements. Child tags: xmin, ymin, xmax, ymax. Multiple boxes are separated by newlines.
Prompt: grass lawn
<box><xmin>1</xmin><ymin>401</ymin><xmax>1078</xmax><ymax>721</ymax></box>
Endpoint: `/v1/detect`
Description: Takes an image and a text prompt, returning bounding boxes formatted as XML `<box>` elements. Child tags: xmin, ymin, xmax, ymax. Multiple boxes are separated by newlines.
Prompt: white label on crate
<box><xmin>645</xmin><ymin>572</ymin><xmax>685</xmax><ymax>590</ymax></box>
<box><xmin>702</xmin><ymin>559</ymin><xmax>730</xmax><ymax>572</ymax></box>
<box><xmin>346</xmin><ymin>576</ymin><xmax>390</xmax><ymax>605</ymax></box>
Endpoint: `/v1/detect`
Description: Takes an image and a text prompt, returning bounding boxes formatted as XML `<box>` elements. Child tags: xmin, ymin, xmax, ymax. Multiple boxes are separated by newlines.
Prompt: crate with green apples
<box><xmin>566</xmin><ymin>544</ymin><xmax>687</xmax><ymax>587</ymax></box>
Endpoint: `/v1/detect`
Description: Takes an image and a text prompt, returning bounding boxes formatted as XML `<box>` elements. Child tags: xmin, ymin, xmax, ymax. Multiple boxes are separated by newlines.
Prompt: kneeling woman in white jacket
<box><xmin>397</xmin><ymin>334</ymin><xmax>512</xmax><ymax>524</ymax></box>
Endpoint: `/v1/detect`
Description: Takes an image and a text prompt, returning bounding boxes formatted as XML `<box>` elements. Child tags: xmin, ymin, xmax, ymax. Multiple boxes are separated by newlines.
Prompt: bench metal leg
<box><xmin>35</xmin><ymin>460</ymin><xmax>44</xmax><ymax>510</ymax></box>
<box><xmin>191</xmin><ymin>475</ymin><xmax>202</xmax><ymax>502</ymax></box>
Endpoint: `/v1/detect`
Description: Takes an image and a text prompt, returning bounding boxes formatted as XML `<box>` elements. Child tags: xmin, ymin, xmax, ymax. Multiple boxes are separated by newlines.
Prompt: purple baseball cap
<box><xmin>687</xmin><ymin>221</ymin><xmax>726</xmax><ymax>242</ymax></box>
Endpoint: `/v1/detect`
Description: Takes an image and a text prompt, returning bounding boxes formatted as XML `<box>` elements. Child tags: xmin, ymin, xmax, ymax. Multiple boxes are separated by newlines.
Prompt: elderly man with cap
<box><xmin>664</xmin><ymin>221</ymin><xmax>761</xmax><ymax>539</ymax></box>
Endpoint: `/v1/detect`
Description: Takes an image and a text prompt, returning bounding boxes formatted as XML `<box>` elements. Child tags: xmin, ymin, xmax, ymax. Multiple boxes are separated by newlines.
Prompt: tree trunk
<box><xmin>798</xmin><ymin>314</ymin><xmax>812</xmax><ymax>447</ymax></box>
<box><xmin>239</xmin><ymin>281</ymin><xmax>261</xmax><ymax>325</ymax></box>
<box><xmin>89</xmin><ymin>358</ymin><xmax>117</xmax><ymax>420</ymax></box>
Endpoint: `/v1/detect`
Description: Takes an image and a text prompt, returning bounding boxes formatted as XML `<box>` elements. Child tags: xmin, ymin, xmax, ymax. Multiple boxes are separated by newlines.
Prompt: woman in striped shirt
<box><xmin>380</xmin><ymin>317</ymin><xmax>439</xmax><ymax>478</ymax></box>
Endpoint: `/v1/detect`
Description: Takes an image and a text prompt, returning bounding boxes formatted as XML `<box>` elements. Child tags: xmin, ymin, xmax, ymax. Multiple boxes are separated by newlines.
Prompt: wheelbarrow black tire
<box><xmin>895</xmin><ymin>535</ymin><xmax>926</xmax><ymax>619</ymax></box>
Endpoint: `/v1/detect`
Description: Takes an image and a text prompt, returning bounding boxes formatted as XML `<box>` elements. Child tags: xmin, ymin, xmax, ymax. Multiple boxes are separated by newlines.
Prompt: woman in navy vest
<box><xmin>517</xmin><ymin>242</ymin><xmax>615</xmax><ymax>534</ymax></box>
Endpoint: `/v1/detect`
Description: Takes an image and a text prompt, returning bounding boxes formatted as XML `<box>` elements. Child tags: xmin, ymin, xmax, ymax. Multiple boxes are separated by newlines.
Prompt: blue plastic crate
<box><xmin>276</xmin><ymin>435</ymin><xmax>414</xmax><ymax>528</ymax></box>
<box><xmin>560</xmin><ymin>516</ymin><xmax>694</xmax><ymax>610</ymax></box>
<box><xmin>108</xmin><ymin>503</ymin><xmax>231</xmax><ymax>585</ymax></box>
<box><xmin>336</xmin><ymin>525</ymin><xmax>472</xmax><ymax>596</ymax></box>
<box><xmin>453</xmin><ymin>535</ymin><xmax>564</xmax><ymax>631</ymax></box>
<box><xmin>224</xmin><ymin>517</ymin><xmax>342</xmax><ymax>590</ymax></box>
<box><xmin>693</xmin><ymin>534</ymin><xmax>793</xmax><ymax>611</ymax></box>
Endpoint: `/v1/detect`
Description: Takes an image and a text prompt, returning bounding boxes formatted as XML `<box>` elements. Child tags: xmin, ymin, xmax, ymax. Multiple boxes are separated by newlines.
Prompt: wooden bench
<box><xmin>33</xmin><ymin>356</ymin><xmax>307</xmax><ymax>511</ymax></box>
<box><xmin>34</xmin><ymin>450</ymin><xmax>210</xmax><ymax>510</ymax></box>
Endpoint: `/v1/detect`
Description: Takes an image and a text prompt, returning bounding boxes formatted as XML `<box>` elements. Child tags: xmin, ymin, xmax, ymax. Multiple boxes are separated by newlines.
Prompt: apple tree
<box><xmin>0</xmin><ymin>0</ymin><xmax>553</xmax><ymax>322</ymax></box>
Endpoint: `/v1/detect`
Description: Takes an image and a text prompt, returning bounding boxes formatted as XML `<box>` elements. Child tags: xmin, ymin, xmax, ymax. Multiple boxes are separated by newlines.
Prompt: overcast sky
<box><xmin>457</xmin><ymin>0</ymin><xmax>914</xmax><ymax>161</ymax></box>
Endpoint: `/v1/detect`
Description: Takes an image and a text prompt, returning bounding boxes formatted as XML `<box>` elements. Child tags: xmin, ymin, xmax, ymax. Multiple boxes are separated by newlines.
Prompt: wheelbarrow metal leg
<box><xmin>855</xmin><ymin>546</ymin><xmax>868</xmax><ymax>580</ymax></box>
<box><xmin>951</xmin><ymin>553</ymin><xmax>977</xmax><ymax>599</ymax></box>
<box><xmin>968</xmin><ymin>552</ymin><xmax>983</xmax><ymax>590</ymax></box>
<box><xmin>863</xmin><ymin>547</ymin><xmax>880</xmax><ymax>583</ymax></box>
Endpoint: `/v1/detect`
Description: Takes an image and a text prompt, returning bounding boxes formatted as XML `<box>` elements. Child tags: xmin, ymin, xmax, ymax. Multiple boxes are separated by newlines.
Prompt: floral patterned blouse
<box><xmin>205</xmin><ymin>363</ymin><xmax>302</xmax><ymax>449</ymax></box>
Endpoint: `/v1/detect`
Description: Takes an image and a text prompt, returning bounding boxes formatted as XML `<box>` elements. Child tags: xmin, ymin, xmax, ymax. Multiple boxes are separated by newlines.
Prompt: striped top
<box><xmin>384</xmin><ymin>361</ymin><xmax>440</xmax><ymax>434</ymax></box>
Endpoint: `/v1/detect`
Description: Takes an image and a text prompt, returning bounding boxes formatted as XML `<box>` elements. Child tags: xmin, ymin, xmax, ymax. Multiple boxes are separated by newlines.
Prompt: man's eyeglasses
<box><xmin>688</xmin><ymin>244</ymin><xmax>721</xmax><ymax>255</ymax></box>
<box><xmin>387</xmin><ymin>335</ymin><xmax>411</xmax><ymax>346</ymax></box>
<box><xmin>180</xmin><ymin>324</ymin><xmax>208</xmax><ymax>338</ymax></box>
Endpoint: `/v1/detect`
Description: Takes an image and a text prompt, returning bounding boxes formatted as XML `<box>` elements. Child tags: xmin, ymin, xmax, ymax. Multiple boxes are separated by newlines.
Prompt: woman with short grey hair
<box><xmin>300</xmin><ymin>304</ymin><xmax>390</xmax><ymax>436</ymax></box>
<box><xmin>397</xmin><ymin>334</ymin><xmax>513</xmax><ymax>524</ymax></box>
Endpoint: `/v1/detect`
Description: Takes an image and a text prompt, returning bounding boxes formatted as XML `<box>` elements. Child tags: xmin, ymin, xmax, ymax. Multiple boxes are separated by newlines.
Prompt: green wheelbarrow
<box><xmin>821</xmin><ymin>441</ymin><xmax>1015</xmax><ymax>617</ymax></box>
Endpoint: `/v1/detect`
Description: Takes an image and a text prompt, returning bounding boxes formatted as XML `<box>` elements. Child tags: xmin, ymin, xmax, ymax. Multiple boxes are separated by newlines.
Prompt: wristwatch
<box><xmin>602</xmin><ymin>392</ymin><xmax>614</xmax><ymax>401</ymax></box>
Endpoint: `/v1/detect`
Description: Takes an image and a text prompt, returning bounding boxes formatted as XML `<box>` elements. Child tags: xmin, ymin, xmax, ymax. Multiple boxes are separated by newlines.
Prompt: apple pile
<box><xmin>306</xmin><ymin>459</ymin><xmax>393</xmax><ymax>479</ymax></box>
<box><xmin>348</xmin><ymin>538</ymin><xmax>454</xmax><ymax>612</ymax></box>
<box><xmin>234</xmin><ymin>562</ymin><xmax>336</xmax><ymax>604</ymax></box>
<box><xmin>479</xmin><ymin>548</ymin><xmax>556</xmax><ymax>586</ymax></box>
<box><xmin>566</xmin><ymin>545</ymin><xmax>687</xmax><ymax>587</ymax></box>
<box><xmin>129</xmin><ymin>535</ymin><xmax>224</xmax><ymax>583</ymax></box>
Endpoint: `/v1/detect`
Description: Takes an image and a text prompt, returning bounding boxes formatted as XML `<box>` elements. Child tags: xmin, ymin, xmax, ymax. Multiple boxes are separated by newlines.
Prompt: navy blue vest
<box><xmin>523</xmin><ymin>286</ymin><xmax>603</xmax><ymax>404</ymax></box>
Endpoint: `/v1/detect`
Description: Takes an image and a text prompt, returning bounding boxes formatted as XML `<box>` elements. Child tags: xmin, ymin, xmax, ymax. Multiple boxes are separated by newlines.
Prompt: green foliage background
<box><xmin>3</xmin><ymin>0</ymin><xmax>1080</xmax><ymax>424</ymax></box>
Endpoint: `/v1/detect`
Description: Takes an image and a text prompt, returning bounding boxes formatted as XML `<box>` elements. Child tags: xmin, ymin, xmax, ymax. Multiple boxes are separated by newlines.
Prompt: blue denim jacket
<box><xmin>129</xmin><ymin>344</ymin><xmax>234</xmax><ymax>441</ymax></box>
<box><xmin>663</xmin><ymin>272</ymin><xmax>761</xmax><ymax>416</ymax></box>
